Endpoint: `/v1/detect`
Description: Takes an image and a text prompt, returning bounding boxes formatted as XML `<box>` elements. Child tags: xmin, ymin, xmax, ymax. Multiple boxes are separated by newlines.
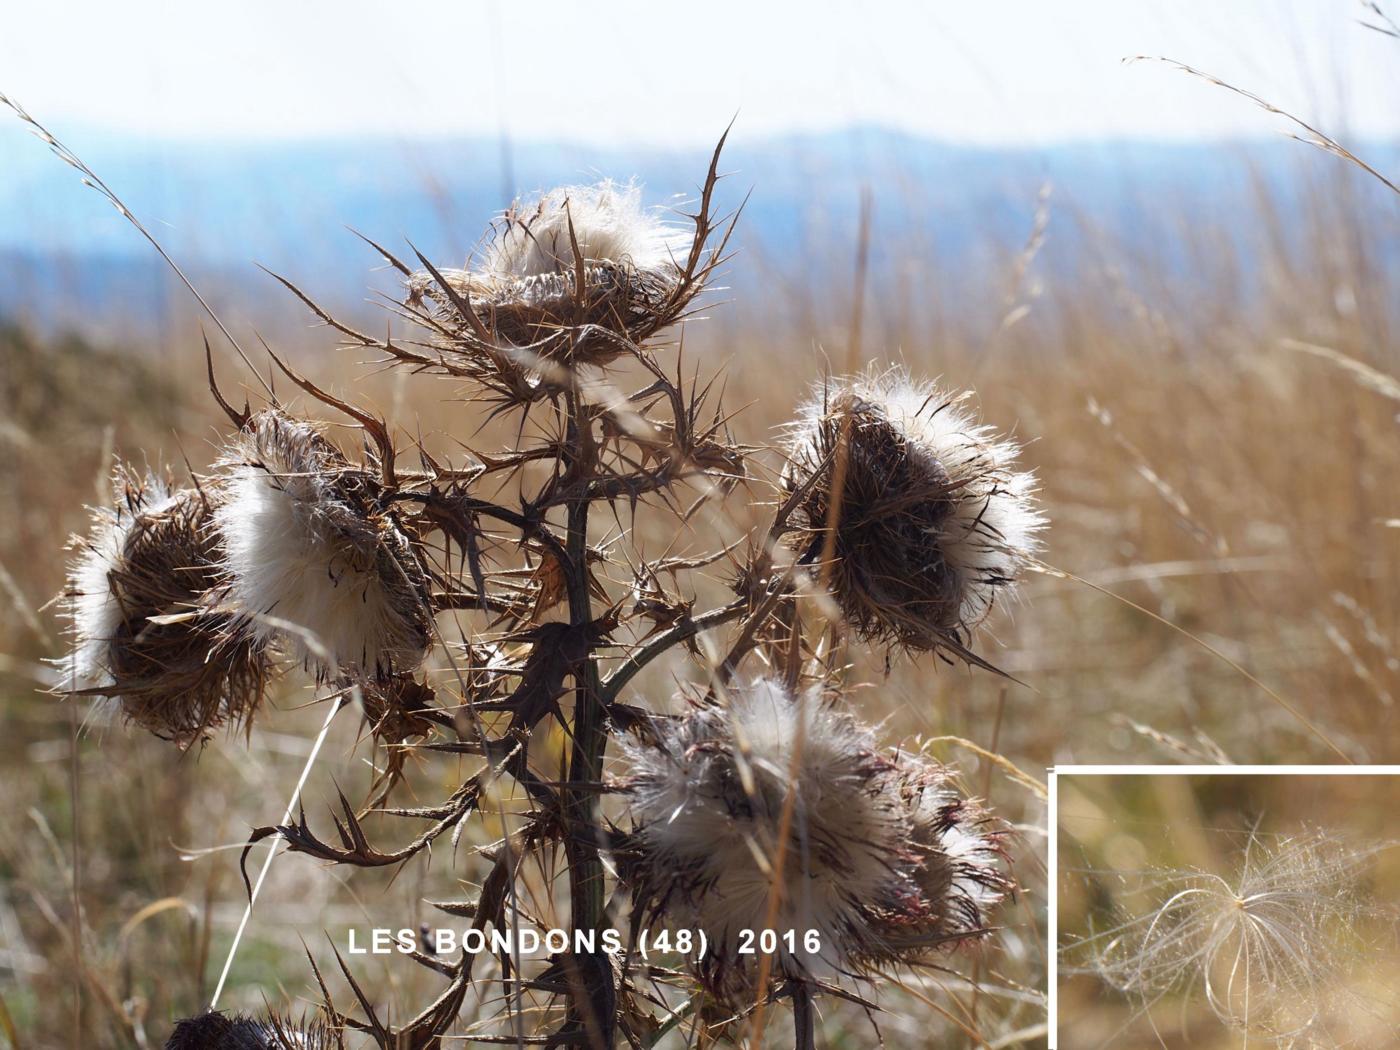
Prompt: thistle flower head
<box><xmin>65</xmin><ymin>471</ymin><xmax>268</xmax><ymax>744</ymax></box>
<box><xmin>165</xmin><ymin>1010</ymin><xmax>340</xmax><ymax>1049</ymax></box>
<box><xmin>407</xmin><ymin>181</ymin><xmax>695</xmax><ymax>367</ymax></box>
<box><xmin>782</xmin><ymin>369</ymin><xmax>1044</xmax><ymax>659</ymax></box>
<box><xmin>1072</xmin><ymin>829</ymin><xmax>1389</xmax><ymax>1044</ymax></box>
<box><xmin>213</xmin><ymin>409</ymin><xmax>432</xmax><ymax>679</ymax></box>
<box><xmin>618</xmin><ymin>678</ymin><xmax>1010</xmax><ymax>1002</ymax></box>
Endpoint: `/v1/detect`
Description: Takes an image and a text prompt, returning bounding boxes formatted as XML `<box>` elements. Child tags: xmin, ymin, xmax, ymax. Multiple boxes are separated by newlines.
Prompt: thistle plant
<box><xmin>49</xmin><ymin>128</ymin><xmax>1045</xmax><ymax>1048</ymax></box>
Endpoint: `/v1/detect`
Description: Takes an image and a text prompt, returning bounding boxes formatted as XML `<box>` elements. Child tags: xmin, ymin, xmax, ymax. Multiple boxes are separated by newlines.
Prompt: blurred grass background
<box><xmin>0</xmin><ymin>57</ymin><xmax>1398</xmax><ymax>1047</ymax></box>
<box><xmin>1056</xmin><ymin>773</ymin><xmax>1400</xmax><ymax>1047</ymax></box>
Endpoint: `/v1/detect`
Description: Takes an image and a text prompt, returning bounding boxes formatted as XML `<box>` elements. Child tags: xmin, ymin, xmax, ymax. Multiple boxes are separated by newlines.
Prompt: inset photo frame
<box><xmin>1050</xmin><ymin>766</ymin><xmax>1400</xmax><ymax>1048</ymax></box>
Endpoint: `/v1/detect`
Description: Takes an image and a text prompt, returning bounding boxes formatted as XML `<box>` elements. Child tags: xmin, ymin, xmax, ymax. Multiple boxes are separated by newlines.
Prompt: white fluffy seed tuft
<box><xmin>66</xmin><ymin>473</ymin><xmax>177</xmax><ymax>689</ymax></box>
<box><xmin>478</xmin><ymin>181</ymin><xmax>685</xmax><ymax>280</ymax></box>
<box><xmin>213</xmin><ymin>410</ymin><xmax>432</xmax><ymax>678</ymax></box>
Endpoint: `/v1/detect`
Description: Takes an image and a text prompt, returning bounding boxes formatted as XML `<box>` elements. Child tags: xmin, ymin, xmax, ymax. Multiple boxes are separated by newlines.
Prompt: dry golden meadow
<box><xmin>0</xmin><ymin>63</ymin><xmax>1398</xmax><ymax>1050</ymax></box>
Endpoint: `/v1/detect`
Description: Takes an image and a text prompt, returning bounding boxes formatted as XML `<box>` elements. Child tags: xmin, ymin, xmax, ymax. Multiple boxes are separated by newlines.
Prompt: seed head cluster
<box><xmin>782</xmin><ymin>369</ymin><xmax>1043</xmax><ymax>658</ymax></box>
<box><xmin>65</xmin><ymin>412</ymin><xmax>433</xmax><ymax>743</ymax></box>
<box><xmin>618</xmin><ymin>677</ymin><xmax>1010</xmax><ymax>1002</ymax></box>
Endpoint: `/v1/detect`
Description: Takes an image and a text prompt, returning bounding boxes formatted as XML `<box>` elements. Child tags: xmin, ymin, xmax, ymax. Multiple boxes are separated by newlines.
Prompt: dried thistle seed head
<box><xmin>782</xmin><ymin>369</ymin><xmax>1044</xmax><ymax>659</ymax></box>
<box><xmin>407</xmin><ymin>181</ymin><xmax>696</xmax><ymax>368</ymax></box>
<box><xmin>165</xmin><ymin>1010</ymin><xmax>341</xmax><ymax>1049</ymax></box>
<box><xmin>618</xmin><ymin>678</ymin><xmax>1011</xmax><ymax>1002</ymax></box>
<box><xmin>864</xmin><ymin>761</ymin><xmax>1012</xmax><ymax>959</ymax></box>
<box><xmin>213</xmin><ymin>409</ymin><xmax>433</xmax><ymax>679</ymax></box>
<box><xmin>619</xmin><ymin>678</ymin><xmax>905</xmax><ymax>999</ymax></box>
<box><xmin>358</xmin><ymin>671</ymin><xmax>437</xmax><ymax>742</ymax></box>
<box><xmin>65</xmin><ymin>471</ymin><xmax>269</xmax><ymax>744</ymax></box>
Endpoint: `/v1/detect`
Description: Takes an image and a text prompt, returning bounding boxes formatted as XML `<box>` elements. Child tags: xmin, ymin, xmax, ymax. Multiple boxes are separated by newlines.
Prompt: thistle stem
<box><xmin>792</xmin><ymin>982</ymin><xmax>816</xmax><ymax>1050</ymax></box>
<box><xmin>561</xmin><ymin>389</ymin><xmax>617</xmax><ymax>1047</ymax></box>
<box><xmin>600</xmin><ymin>599</ymin><xmax>746</xmax><ymax>702</ymax></box>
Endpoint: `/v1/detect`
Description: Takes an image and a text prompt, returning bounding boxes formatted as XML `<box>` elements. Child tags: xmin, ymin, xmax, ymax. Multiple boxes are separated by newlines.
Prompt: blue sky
<box><xmin>1</xmin><ymin>0</ymin><xmax>1396</xmax><ymax>147</ymax></box>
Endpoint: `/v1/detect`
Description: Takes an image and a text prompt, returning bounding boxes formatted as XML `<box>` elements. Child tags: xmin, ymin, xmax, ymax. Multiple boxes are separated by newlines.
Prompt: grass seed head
<box><xmin>65</xmin><ymin>470</ymin><xmax>269</xmax><ymax>744</ymax></box>
<box><xmin>213</xmin><ymin>409</ymin><xmax>433</xmax><ymax>680</ymax></box>
<box><xmin>782</xmin><ymin>369</ymin><xmax>1044</xmax><ymax>658</ymax></box>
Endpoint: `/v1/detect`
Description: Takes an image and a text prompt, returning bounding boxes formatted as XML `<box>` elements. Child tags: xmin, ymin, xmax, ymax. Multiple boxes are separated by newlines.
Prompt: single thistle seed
<box><xmin>618</xmin><ymin>677</ymin><xmax>1010</xmax><ymax>1002</ymax></box>
<box><xmin>64</xmin><ymin>471</ymin><xmax>269</xmax><ymax>744</ymax></box>
<box><xmin>1070</xmin><ymin>829</ymin><xmax>1390</xmax><ymax>1043</ymax></box>
<box><xmin>213</xmin><ymin>409</ymin><xmax>433</xmax><ymax>680</ymax></box>
<box><xmin>781</xmin><ymin>369</ymin><xmax>1044</xmax><ymax>659</ymax></box>
<box><xmin>165</xmin><ymin>1010</ymin><xmax>341</xmax><ymax>1049</ymax></box>
<box><xmin>408</xmin><ymin>181</ymin><xmax>693</xmax><ymax>367</ymax></box>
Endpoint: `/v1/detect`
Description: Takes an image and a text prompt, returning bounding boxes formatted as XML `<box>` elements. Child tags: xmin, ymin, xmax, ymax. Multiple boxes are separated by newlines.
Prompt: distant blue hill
<box><xmin>1</xmin><ymin>125</ymin><xmax>1396</xmax><ymax>339</ymax></box>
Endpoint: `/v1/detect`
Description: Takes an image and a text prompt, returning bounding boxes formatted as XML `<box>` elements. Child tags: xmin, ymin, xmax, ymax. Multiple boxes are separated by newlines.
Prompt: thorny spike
<box><xmin>254</xmin><ymin>332</ymin><xmax>399</xmax><ymax>488</ymax></box>
<box><xmin>205</xmin><ymin>331</ymin><xmax>250</xmax><ymax>428</ymax></box>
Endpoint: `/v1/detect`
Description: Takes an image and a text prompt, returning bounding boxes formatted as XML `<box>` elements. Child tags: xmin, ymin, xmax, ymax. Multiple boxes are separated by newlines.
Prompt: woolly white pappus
<box><xmin>66</xmin><ymin>472</ymin><xmax>179</xmax><ymax>689</ymax></box>
<box><xmin>477</xmin><ymin>180</ymin><xmax>686</xmax><ymax>279</ymax></box>
<box><xmin>213</xmin><ymin>410</ymin><xmax>432</xmax><ymax>679</ymax></box>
